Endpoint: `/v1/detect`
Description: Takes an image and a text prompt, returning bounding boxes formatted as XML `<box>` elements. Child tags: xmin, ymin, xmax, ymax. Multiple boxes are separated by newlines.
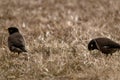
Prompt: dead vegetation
<box><xmin>1</xmin><ymin>0</ymin><xmax>120</xmax><ymax>80</ymax></box>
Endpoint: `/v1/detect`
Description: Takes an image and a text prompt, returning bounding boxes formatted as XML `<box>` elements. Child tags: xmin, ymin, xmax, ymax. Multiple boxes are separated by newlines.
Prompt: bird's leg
<box><xmin>110</xmin><ymin>53</ymin><xmax>112</xmax><ymax>55</ymax></box>
<box><xmin>106</xmin><ymin>54</ymin><xmax>108</xmax><ymax>57</ymax></box>
<box><xmin>18</xmin><ymin>52</ymin><xmax>20</xmax><ymax>55</ymax></box>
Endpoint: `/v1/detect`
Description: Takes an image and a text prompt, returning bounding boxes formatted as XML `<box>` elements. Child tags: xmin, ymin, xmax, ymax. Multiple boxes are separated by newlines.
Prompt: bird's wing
<box><xmin>103</xmin><ymin>46</ymin><xmax>110</xmax><ymax>49</ymax></box>
<box><xmin>15</xmin><ymin>37</ymin><xmax>25</xmax><ymax>47</ymax></box>
<box><xmin>10</xmin><ymin>33</ymin><xmax>25</xmax><ymax>47</ymax></box>
<box><xmin>97</xmin><ymin>38</ymin><xmax>120</xmax><ymax>48</ymax></box>
<box><xmin>105</xmin><ymin>42</ymin><xmax>120</xmax><ymax>48</ymax></box>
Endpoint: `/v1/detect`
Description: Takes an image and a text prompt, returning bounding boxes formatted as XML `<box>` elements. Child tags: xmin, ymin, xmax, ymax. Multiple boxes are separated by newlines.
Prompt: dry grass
<box><xmin>1</xmin><ymin>0</ymin><xmax>120</xmax><ymax>80</ymax></box>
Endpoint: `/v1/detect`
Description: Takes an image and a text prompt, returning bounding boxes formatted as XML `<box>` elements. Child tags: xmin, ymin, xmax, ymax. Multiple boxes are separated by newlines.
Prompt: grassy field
<box><xmin>1</xmin><ymin>0</ymin><xmax>120</xmax><ymax>80</ymax></box>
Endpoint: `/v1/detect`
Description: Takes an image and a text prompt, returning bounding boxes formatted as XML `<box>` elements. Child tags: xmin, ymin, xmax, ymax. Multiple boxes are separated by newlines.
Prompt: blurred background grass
<box><xmin>1</xmin><ymin>0</ymin><xmax>120</xmax><ymax>80</ymax></box>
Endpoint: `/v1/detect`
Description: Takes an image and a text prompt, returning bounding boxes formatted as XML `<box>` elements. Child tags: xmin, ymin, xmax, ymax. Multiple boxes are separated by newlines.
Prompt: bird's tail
<box><xmin>21</xmin><ymin>47</ymin><xmax>27</xmax><ymax>52</ymax></box>
<box><xmin>118</xmin><ymin>45</ymin><xmax>120</xmax><ymax>49</ymax></box>
<box><xmin>112</xmin><ymin>44</ymin><xmax>120</xmax><ymax>49</ymax></box>
<box><xmin>23</xmin><ymin>49</ymin><xmax>27</xmax><ymax>52</ymax></box>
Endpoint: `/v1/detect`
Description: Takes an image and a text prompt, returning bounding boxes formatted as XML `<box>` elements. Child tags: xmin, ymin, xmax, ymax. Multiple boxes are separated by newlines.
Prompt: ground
<box><xmin>0</xmin><ymin>0</ymin><xmax>120</xmax><ymax>80</ymax></box>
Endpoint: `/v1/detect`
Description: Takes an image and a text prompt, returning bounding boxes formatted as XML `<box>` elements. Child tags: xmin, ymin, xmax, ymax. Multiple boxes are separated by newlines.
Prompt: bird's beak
<box><xmin>89</xmin><ymin>50</ymin><xmax>92</xmax><ymax>54</ymax></box>
<box><xmin>4</xmin><ymin>28</ymin><xmax>7</xmax><ymax>31</ymax></box>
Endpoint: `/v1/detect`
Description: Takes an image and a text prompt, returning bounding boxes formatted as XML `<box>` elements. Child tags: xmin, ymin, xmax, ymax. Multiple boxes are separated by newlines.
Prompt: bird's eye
<box><xmin>91</xmin><ymin>44</ymin><xmax>93</xmax><ymax>47</ymax></box>
<box><xmin>10</xmin><ymin>30</ymin><xmax>13</xmax><ymax>32</ymax></box>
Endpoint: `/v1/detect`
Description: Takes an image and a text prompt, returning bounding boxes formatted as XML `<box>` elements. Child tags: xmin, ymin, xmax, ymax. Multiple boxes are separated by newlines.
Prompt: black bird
<box><xmin>88</xmin><ymin>37</ymin><xmax>120</xmax><ymax>56</ymax></box>
<box><xmin>8</xmin><ymin>27</ymin><xmax>27</xmax><ymax>54</ymax></box>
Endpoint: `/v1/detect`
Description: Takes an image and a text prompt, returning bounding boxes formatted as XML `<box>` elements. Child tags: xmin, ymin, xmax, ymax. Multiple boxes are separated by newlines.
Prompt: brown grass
<box><xmin>1</xmin><ymin>0</ymin><xmax>120</xmax><ymax>80</ymax></box>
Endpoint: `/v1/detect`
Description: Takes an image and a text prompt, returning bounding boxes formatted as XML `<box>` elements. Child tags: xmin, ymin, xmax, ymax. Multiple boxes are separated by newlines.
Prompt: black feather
<box><xmin>8</xmin><ymin>27</ymin><xmax>27</xmax><ymax>54</ymax></box>
<box><xmin>88</xmin><ymin>37</ymin><xmax>120</xmax><ymax>56</ymax></box>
